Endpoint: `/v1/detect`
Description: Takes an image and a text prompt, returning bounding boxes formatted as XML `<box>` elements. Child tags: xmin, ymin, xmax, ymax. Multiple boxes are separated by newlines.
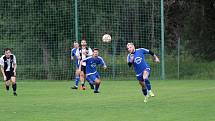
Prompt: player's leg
<box><xmin>85</xmin><ymin>73</ymin><xmax>94</xmax><ymax>90</ymax></box>
<box><xmin>5</xmin><ymin>72</ymin><xmax>10</xmax><ymax>91</ymax></box>
<box><xmin>79</xmin><ymin>65</ymin><xmax>87</xmax><ymax>90</ymax></box>
<box><xmin>139</xmin><ymin>80</ymin><xmax>148</xmax><ymax>102</ymax></box>
<box><xmin>94</xmin><ymin>73</ymin><xmax>101</xmax><ymax>93</ymax></box>
<box><xmin>83</xmin><ymin>68</ymin><xmax>87</xmax><ymax>89</ymax></box>
<box><xmin>89</xmin><ymin>83</ymin><xmax>94</xmax><ymax>89</ymax></box>
<box><xmin>94</xmin><ymin>78</ymin><xmax>101</xmax><ymax>93</ymax></box>
<box><xmin>79</xmin><ymin>71</ymin><xmax>85</xmax><ymax>90</ymax></box>
<box><xmin>75</xmin><ymin>69</ymin><xmax>80</xmax><ymax>87</ymax></box>
<box><xmin>86</xmin><ymin>74</ymin><xmax>100</xmax><ymax>93</ymax></box>
<box><xmin>143</xmin><ymin>69</ymin><xmax>155</xmax><ymax>97</ymax></box>
<box><xmin>5</xmin><ymin>80</ymin><xmax>10</xmax><ymax>91</ymax></box>
<box><xmin>71</xmin><ymin>68</ymin><xmax>80</xmax><ymax>89</ymax></box>
<box><xmin>88</xmin><ymin>77</ymin><xmax>94</xmax><ymax>90</ymax></box>
<box><xmin>11</xmin><ymin>76</ymin><xmax>17</xmax><ymax>96</ymax></box>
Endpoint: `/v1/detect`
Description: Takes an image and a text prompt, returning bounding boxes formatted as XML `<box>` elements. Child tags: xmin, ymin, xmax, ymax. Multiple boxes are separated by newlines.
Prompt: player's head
<box><xmin>127</xmin><ymin>43</ymin><xmax>135</xmax><ymax>53</ymax></box>
<box><xmin>4</xmin><ymin>48</ymin><xmax>12</xmax><ymax>58</ymax></box>
<box><xmin>93</xmin><ymin>48</ymin><xmax>99</xmax><ymax>57</ymax></box>
<box><xmin>81</xmin><ymin>39</ymin><xmax>87</xmax><ymax>47</ymax></box>
<box><xmin>73</xmin><ymin>41</ymin><xmax>79</xmax><ymax>48</ymax></box>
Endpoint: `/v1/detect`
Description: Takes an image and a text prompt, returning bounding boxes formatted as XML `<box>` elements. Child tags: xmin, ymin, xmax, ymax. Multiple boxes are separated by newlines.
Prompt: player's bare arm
<box><xmin>78</xmin><ymin>60</ymin><xmax>83</xmax><ymax>73</ymax></box>
<box><xmin>153</xmin><ymin>55</ymin><xmax>160</xmax><ymax>63</ymax></box>
<box><xmin>148</xmin><ymin>50</ymin><xmax>160</xmax><ymax>63</ymax></box>
<box><xmin>13</xmin><ymin>63</ymin><xmax>17</xmax><ymax>76</ymax></box>
<box><xmin>103</xmin><ymin>65</ymin><xmax>107</xmax><ymax>69</ymax></box>
<box><xmin>0</xmin><ymin>65</ymin><xmax>6</xmax><ymax>81</ymax></box>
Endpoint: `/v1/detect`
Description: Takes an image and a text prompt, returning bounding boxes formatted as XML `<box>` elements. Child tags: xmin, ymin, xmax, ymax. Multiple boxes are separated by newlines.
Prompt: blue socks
<box><xmin>95</xmin><ymin>83</ymin><xmax>100</xmax><ymax>92</ymax></box>
<box><xmin>75</xmin><ymin>76</ymin><xmax>80</xmax><ymax>87</ymax></box>
<box><xmin>144</xmin><ymin>79</ymin><xmax>151</xmax><ymax>91</ymax></box>
<box><xmin>142</xmin><ymin>88</ymin><xmax>147</xmax><ymax>96</ymax></box>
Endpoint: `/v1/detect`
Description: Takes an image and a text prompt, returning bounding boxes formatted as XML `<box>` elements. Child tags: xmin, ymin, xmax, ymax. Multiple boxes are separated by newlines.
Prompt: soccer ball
<box><xmin>102</xmin><ymin>34</ymin><xmax>111</xmax><ymax>43</ymax></box>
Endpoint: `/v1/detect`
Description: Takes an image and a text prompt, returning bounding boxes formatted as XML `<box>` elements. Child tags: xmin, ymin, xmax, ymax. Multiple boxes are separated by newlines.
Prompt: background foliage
<box><xmin>0</xmin><ymin>0</ymin><xmax>214</xmax><ymax>80</ymax></box>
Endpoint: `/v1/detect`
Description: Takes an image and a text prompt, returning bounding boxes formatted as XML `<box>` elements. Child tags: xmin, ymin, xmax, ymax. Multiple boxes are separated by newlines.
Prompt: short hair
<box><xmin>93</xmin><ymin>48</ymin><xmax>99</xmax><ymax>51</ymax></box>
<box><xmin>127</xmin><ymin>42</ymin><xmax>134</xmax><ymax>47</ymax></box>
<box><xmin>81</xmin><ymin>39</ymin><xmax>86</xmax><ymax>42</ymax></box>
<box><xmin>4</xmin><ymin>48</ymin><xmax>11</xmax><ymax>52</ymax></box>
<box><xmin>73</xmin><ymin>41</ymin><xmax>78</xmax><ymax>43</ymax></box>
<box><xmin>73</xmin><ymin>41</ymin><xmax>79</xmax><ymax>45</ymax></box>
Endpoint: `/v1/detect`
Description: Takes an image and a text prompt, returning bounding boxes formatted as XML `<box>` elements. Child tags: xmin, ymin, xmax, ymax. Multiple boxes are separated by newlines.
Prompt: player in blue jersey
<box><xmin>70</xmin><ymin>41</ymin><xmax>80</xmax><ymax>89</ymax></box>
<box><xmin>127</xmin><ymin>43</ymin><xmax>160</xmax><ymax>102</ymax></box>
<box><xmin>79</xmin><ymin>48</ymin><xmax>107</xmax><ymax>93</ymax></box>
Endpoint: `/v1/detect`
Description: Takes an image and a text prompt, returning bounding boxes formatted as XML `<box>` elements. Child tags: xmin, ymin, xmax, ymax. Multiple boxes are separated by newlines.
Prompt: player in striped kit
<box><xmin>76</xmin><ymin>39</ymin><xmax>93</xmax><ymax>90</ymax></box>
<box><xmin>0</xmin><ymin>48</ymin><xmax>18</xmax><ymax>96</ymax></box>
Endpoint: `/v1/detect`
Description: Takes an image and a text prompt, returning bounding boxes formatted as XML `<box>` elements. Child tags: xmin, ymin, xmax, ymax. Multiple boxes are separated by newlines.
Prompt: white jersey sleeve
<box><xmin>98</xmin><ymin>56</ymin><xmax>106</xmax><ymax>67</ymax></box>
<box><xmin>0</xmin><ymin>56</ymin><xmax>4</xmax><ymax>66</ymax></box>
<box><xmin>12</xmin><ymin>54</ymin><xmax>17</xmax><ymax>64</ymax></box>
<box><xmin>87</xmin><ymin>48</ymin><xmax>93</xmax><ymax>56</ymax></box>
<box><xmin>139</xmin><ymin>48</ymin><xmax>149</xmax><ymax>54</ymax></box>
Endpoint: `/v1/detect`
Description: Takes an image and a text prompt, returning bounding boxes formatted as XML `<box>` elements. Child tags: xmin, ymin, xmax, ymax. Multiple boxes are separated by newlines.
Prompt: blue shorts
<box><xmin>86</xmin><ymin>72</ymin><xmax>100</xmax><ymax>84</ymax></box>
<box><xmin>136</xmin><ymin>68</ymin><xmax>151</xmax><ymax>81</ymax></box>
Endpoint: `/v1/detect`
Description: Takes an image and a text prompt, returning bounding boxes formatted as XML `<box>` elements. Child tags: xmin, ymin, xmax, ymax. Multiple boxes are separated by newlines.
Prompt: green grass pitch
<box><xmin>0</xmin><ymin>80</ymin><xmax>215</xmax><ymax>121</ymax></box>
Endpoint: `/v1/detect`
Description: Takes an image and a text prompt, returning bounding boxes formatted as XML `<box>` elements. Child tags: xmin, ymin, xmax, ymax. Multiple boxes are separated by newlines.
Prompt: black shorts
<box><xmin>5</xmin><ymin>71</ymin><xmax>15</xmax><ymax>81</ymax></box>
<box><xmin>81</xmin><ymin>65</ymin><xmax>86</xmax><ymax>74</ymax></box>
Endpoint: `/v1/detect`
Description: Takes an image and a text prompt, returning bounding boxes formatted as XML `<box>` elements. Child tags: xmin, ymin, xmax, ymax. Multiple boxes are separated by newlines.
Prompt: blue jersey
<box><xmin>127</xmin><ymin>48</ymin><xmax>150</xmax><ymax>77</ymax></box>
<box><xmin>71</xmin><ymin>48</ymin><xmax>79</xmax><ymax>67</ymax></box>
<box><xmin>82</xmin><ymin>56</ymin><xmax>106</xmax><ymax>76</ymax></box>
